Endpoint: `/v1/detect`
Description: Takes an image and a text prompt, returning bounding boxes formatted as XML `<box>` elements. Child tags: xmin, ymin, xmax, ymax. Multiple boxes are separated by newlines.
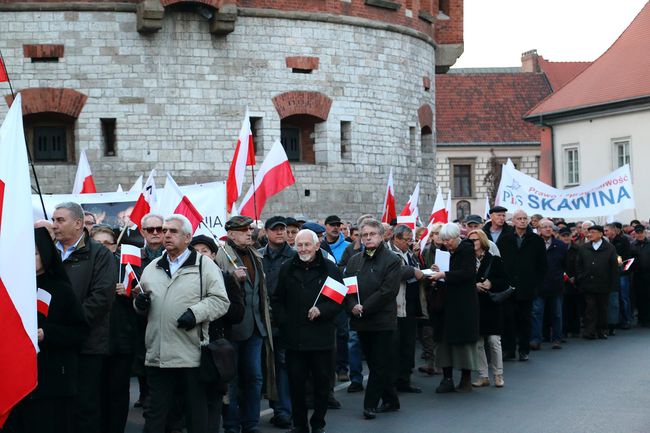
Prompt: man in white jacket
<box><xmin>135</xmin><ymin>214</ymin><xmax>230</xmax><ymax>433</ymax></box>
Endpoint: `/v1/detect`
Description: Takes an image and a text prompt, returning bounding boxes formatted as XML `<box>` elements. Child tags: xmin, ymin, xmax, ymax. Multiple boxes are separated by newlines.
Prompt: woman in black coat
<box><xmin>467</xmin><ymin>230</ymin><xmax>508</xmax><ymax>389</ymax></box>
<box><xmin>430</xmin><ymin>223</ymin><xmax>478</xmax><ymax>393</ymax></box>
<box><xmin>3</xmin><ymin>227</ymin><xmax>87</xmax><ymax>433</ymax></box>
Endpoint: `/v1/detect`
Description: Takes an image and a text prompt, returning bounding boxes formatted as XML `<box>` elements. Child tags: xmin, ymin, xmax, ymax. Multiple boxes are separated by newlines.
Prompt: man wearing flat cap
<box><xmin>482</xmin><ymin>206</ymin><xmax>513</xmax><ymax>244</ymax></box>
<box><xmin>217</xmin><ymin>216</ymin><xmax>276</xmax><ymax>433</ymax></box>
<box><xmin>576</xmin><ymin>225</ymin><xmax>619</xmax><ymax>339</ymax></box>
<box><xmin>259</xmin><ymin>216</ymin><xmax>295</xmax><ymax>428</ymax></box>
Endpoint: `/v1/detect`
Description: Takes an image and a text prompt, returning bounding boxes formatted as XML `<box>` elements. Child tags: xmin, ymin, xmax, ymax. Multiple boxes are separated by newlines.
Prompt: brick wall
<box><xmin>0</xmin><ymin>10</ymin><xmax>438</xmax><ymax>220</ymax></box>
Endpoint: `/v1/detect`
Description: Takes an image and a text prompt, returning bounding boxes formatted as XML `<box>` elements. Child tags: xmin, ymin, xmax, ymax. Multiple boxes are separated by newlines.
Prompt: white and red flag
<box><xmin>226</xmin><ymin>108</ymin><xmax>256</xmax><ymax>213</ymax></box>
<box><xmin>445</xmin><ymin>189</ymin><xmax>452</xmax><ymax>222</ymax></box>
<box><xmin>400</xmin><ymin>183</ymin><xmax>420</xmax><ymax>220</ymax></box>
<box><xmin>129</xmin><ymin>169</ymin><xmax>158</xmax><ymax>229</ymax></box>
<box><xmin>381</xmin><ymin>168</ymin><xmax>396</xmax><ymax>223</ymax></box>
<box><xmin>418</xmin><ymin>187</ymin><xmax>448</xmax><ymax>257</ymax></box>
<box><xmin>158</xmin><ymin>173</ymin><xmax>203</xmax><ymax>233</ymax></box>
<box><xmin>36</xmin><ymin>288</ymin><xmax>51</xmax><ymax>317</ymax></box>
<box><xmin>623</xmin><ymin>258</ymin><xmax>635</xmax><ymax>272</ymax></box>
<box><xmin>238</xmin><ymin>139</ymin><xmax>295</xmax><ymax>219</ymax></box>
<box><xmin>72</xmin><ymin>149</ymin><xmax>97</xmax><ymax>194</ymax></box>
<box><xmin>120</xmin><ymin>244</ymin><xmax>142</xmax><ymax>268</ymax></box>
<box><xmin>397</xmin><ymin>215</ymin><xmax>416</xmax><ymax>232</ymax></box>
<box><xmin>344</xmin><ymin>276</ymin><xmax>358</xmax><ymax>295</ymax></box>
<box><xmin>0</xmin><ymin>93</ymin><xmax>38</xmax><ymax>427</ymax></box>
<box><xmin>122</xmin><ymin>263</ymin><xmax>137</xmax><ymax>297</ymax></box>
<box><xmin>318</xmin><ymin>277</ymin><xmax>348</xmax><ymax>305</ymax></box>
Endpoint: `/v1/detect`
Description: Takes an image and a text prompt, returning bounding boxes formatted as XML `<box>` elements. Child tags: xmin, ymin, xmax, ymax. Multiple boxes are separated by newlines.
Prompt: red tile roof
<box><xmin>527</xmin><ymin>2</ymin><xmax>650</xmax><ymax>118</ymax></box>
<box><xmin>436</xmin><ymin>73</ymin><xmax>552</xmax><ymax>144</ymax></box>
<box><xmin>537</xmin><ymin>57</ymin><xmax>591</xmax><ymax>91</ymax></box>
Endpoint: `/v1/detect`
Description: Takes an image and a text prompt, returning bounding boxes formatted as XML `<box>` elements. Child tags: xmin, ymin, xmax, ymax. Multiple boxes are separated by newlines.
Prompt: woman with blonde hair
<box><xmin>466</xmin><ymin>229</ymin><xmax>509</xmax><ymax>388</ymax></box>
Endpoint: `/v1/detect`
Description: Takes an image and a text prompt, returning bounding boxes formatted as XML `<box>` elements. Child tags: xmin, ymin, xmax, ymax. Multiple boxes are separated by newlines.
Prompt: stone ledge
<box><xmin>365</xmin><ymin>0</ymin><xmax>400</xmax><ymax>11</ymax></box>
<box><xmin>418</xmin><ymin>10</ymin><xmax>435</xmax><ymax>23</ymax></box>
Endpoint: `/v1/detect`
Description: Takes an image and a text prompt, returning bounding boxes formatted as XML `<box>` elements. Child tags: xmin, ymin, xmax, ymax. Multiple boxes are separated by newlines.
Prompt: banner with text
<box><xmin>495</xmin><ymin>164</ymin><xmax>635</xmax><ymax>218</ymax></box>
<box><xmin>32</xmin><ymin>181</ymin><xmax>227</xmax><ymax>239</ymax></box>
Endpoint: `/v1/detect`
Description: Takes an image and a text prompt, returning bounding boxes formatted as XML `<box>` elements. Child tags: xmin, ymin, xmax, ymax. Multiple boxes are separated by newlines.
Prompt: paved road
<box><xmin>126</xmin><ymin>328</ymin><xmax>650</xmax><ymax>433</ymax></box>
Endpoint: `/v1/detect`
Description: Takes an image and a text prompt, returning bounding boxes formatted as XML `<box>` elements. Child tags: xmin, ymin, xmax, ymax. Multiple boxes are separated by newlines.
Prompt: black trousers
<box><xmin>515</xmin><ymin>300</ymin><xmax>533</xmax><ymax>355</ymax></box>
<box><xmin>101</xmin><ymin>353</ymin><xmax>134</xmax><ymax>433</ymax></box>
<box><xmin>144</xmin><ymin>367</ymin><xmax>209</xmax><ymax>433</ymax></box>
<box><xmin>74</xmin><ymin>354</ymin><xmax>105</xmax><ymax>433</ymax></box>
<box><xmin>584</xmin><ymin>293</ymin><xmax>609</xmax><ymax>336</ymax></box>
<box><xmin>563</xmin><ymin>293</ymin><xmax>584</xmax><ymax>335</ymax></box>
<box><xmin>286</xmin><ymin>349</ymin><xmax>332</xmax><ymax>430</ymax></box>
<box><xmin>501</xmin><ymin>297</ymin><xmax>516</xmax><ymax>355</ymax></box>
<box><xmin>634</xmin><ymin>277</ymin><xmax>650</xmax><ymax>325</ymax></box>
<box><xmin>395</xmin><ymin>316</ymin><xmax>417</xmax><ymax>386</ymax></box>
<box><xmin>358</xmin><ymin>330</ymin><xmax>399</xmax><ymax>410</ymax></box>
<box><xmin>2</xmin><ymin>397</ymin><xmax>74</xmax><ymax>433</ymax></box>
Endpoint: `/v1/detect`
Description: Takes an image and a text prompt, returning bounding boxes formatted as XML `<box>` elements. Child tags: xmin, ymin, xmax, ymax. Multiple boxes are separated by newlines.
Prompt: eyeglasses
<box><xmin>469</xmin><ymin>238</ymin><xmax>480</xmax><ymax>242</ymax></box>
<box><xmin>99</xmin><ymin>240</ymin><xmax>116</xmax><ymax>246</ymax></box>
<box><xmin>361</xmin><ymin>232</ymin><xmax>379</xmax><ymax>238</ymax></box>
<box><xmin>143</xmin><ymin>226</ymin><xmax>163</xmax><ymax>234</ymax></box>
<box><xmin>162</xmin><ymin>228</ymin><xmax>179</xmax><ymax>234</ymax></box>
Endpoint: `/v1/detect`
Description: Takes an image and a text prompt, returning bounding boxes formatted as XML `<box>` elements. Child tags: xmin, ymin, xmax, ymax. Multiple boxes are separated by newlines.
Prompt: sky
<box><xmin>453</xmin><ymin>0</ymin><xmax>648</xmax><ymax>68</ymax></box>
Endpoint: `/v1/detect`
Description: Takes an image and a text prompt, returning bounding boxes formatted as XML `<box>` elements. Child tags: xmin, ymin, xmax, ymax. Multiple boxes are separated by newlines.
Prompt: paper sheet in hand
<box><xmin>434</xmin><ymin>250</ymin><xmax>450</xmax><ymax>272</ymax></box>
<box><xmin>421</xmin><ymin>269</ymin><xmax>435</xmax><ymax>276</ymax></box>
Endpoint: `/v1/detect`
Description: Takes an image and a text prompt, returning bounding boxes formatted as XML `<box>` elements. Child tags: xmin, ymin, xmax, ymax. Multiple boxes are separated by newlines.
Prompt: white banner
<box><xmin>32</xmin><ymin>181</ymin><xmax>227</xmax><ymax>239</ymax></box>
<box><xmin>495</xmin><ymin>164</ymin><xmax>635</xmax><ymax>218</ymax></box>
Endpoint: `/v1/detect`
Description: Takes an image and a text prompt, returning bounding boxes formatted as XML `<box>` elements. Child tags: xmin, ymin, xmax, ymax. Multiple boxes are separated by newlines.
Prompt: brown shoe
<box><xmin>529</xmin><ymin>342</ymin><xmax>541</xmax><ymax>350</ymax></box>
<box><xmin>418</xmin><ymin>365</ymin><xmax>434</xmax><ymax>376</ymax></box>
<box><xmin>471</xmin><ymin>377</ymin><xmax>490</xmax><ymax>387</ymax></box>
<box><xmin>494</xmin><ymin>374</ymin><xmax>504</xmax><ymax>388</ymax></box>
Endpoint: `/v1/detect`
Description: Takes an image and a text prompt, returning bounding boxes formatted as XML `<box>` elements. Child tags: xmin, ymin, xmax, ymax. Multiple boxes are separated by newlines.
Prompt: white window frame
<box><xmin>612</xmin><ymin>137</ymin><xmax>631</xmax><ymax>169</ymax></box>
<box><xmin>563</xmin><ymin>145</ymin><xmax>580</xmax><ymax>187</ymax></box>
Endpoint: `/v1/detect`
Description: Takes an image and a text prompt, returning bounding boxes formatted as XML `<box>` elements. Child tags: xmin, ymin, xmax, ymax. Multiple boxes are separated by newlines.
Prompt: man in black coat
<box><xmin>497</xmin><ymin>210</ymin><xmax>547</xmax><ymax>361</ymax></box>
<box><xmin>259</xmin><ymin>216</ymin><xmax>295</xmax><ymax>429</ymax></box>
<box><xmin>482</xmin><ymin>205</ymin><xmax>514</xmax><ymax>244</ymax></box>
<box><xmin>530</xmin><ymin>219</ymin><xmax>567</xmax><ymax>350</ymax></box>
<box><xmin>605</xmin><ymin>222</ymin><xmax>632</xmax><ymax>329</ymax></box>
<box><xmin>344</xmin><ymin>219</ymin><xmax>401</xmax><ymax>420</ymax></box>
<box><xmin>576</xmin><ymin>225</ymin><xmax>619</xmax><ymax>339</ymax></box>
<box><xmin>52</xmin><ymin>202</ymin><xmax>117</xmax><ymax>433</ymax></box>
<box><xmin>559</xmin><ymin>227</ymin><xmax>582</xmax><ymax>338</ymax></box>
<box><xmin>631</xmin><ymin>225</ymin><xmax>650</xmax><ymax>327</ymax></box>
<box><xmin>272</xmin><ymin>229</ymin><xmax>343</xmax><ymax>433</ymax></box>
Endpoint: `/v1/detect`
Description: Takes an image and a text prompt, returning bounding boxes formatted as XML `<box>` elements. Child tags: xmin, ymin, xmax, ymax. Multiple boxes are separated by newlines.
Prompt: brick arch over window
<box><xmin>272</xmin><ymin>91</ymin><xmax>333</xmax><ymax>122</ymax></box>
<box><xmin>161</xmin><ymin>0</ymin><xmax>219</xmax><ymax>7</ymax></box>
<box><xmin>418</xmin><ymin>104</ymin><xmax>433</xmax><ymax>132</ymax></box>
<box><xmin>5</xmin><ymin>88</ymin><xmax>88</xmax><ymax>118</ymax></box>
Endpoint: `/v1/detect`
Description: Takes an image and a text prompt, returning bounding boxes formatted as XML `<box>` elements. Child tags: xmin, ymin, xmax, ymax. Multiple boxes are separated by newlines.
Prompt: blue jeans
<box><xmin>269</xmin><ymin>344</ymin><xmax>291</xmax><ymax>421</ymax></box>
<box><xmin>531</xmin><ymin>295</ymin><xmax>563</xmax><ymax>344</ymax></box>
<box><xmin>348</xmin><ymin>329</ymin><xmax>363</xmax><ymax>384</ymax></box>
<box><xmin>619</xmin><ymin>275</ymin><xmax>632</xmax><ymax>326</ymax></box>
<box><xmin>223</xmin><ymin>333</ymin><xmax>263</xmax><ymax>433</ymax></box>
<box><xmin>608</xmin><ymin>292</ymin><xmax>620</xmax><ymax>325</ymax></box>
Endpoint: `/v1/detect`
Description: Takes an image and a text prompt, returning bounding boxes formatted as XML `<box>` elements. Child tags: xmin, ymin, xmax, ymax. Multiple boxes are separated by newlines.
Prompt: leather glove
<box><xmin>134</xmin><ymin>292</ymin><xmax>151</xmax><ymax>312</ymax></box>
<box><xmin>177</xmin><ymin>309</ymin><xmax>197</xmax><ymax>330</ymax></box>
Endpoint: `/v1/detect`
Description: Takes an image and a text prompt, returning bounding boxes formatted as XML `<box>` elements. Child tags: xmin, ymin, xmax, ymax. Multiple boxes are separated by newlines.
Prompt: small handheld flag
<box><xmin>316</xmin><ymin>277</ymin><xmax>348</xmax><ymax>305</ymax></box>
<box><xmin>36</xmin><ymin>288</ymin><xmax>51</xmax><ymax>317</ymax></box>
<box><xmin>122</xmin><ymin>263</ymin><xmax>138</xmax><ymax>296</ymax></box>
<box><xmin>120</xmin><ymin>244</ymin><xmax>142</xmax><ymax>268</ymax></box>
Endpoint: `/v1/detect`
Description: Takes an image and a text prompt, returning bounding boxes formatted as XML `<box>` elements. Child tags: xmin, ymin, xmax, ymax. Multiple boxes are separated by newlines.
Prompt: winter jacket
<box><xmin>344</xmin><ymin>241</ymin><xmax>401</xmax><ymax>332</ymax></box>
<box><xmin>61</xmin><ymin>231</ymin><xmax>117</xmax><ymax>355</ymax></box>
<box><xmin>321</xmin><ymin>233</ymin><xmax>350</xmax><ymax>264</ymax></box>
<box><xmin>388</xmin><ymin>242</ymin><xmax>428</xmax><ymax>319</ymax></box>
<box><xmin>272</xmin><ymin>251</ymin><xmax>343</xmax><ymax>351</ymax></box>
<box><xmin>539</xmin><ymin>237</ymin><xmax>567</xmax><ymax>297</ymax></box>
<box><xmin>476</xmin><ymin>252</ymin><xmax>508</xmax><ymax>336</ymax></box>
<box><xmin>575</xmin><ymin>241</ymin><xmax>619</xmax><ymax>294</ymax></box>
<box><xmin>138</xmin><ymin>250</ymin><xmax>230</xmax><ymax>368</ymax></box>
<box><xmin>497</xmin><ymin>226</ymin><xmax>548</xmax><ymax>301</ymax></box>
<box><xmin>482</xmin><ymin>221</ymin><xmax>514</xmax><ymax>244</ymax></box>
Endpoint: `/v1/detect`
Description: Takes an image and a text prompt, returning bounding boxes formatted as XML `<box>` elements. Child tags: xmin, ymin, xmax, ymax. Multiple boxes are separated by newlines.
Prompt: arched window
<box><xmin>456</xmin><ymin>200</ymin><xmax>471</xmax><ymax>221</ymax></box>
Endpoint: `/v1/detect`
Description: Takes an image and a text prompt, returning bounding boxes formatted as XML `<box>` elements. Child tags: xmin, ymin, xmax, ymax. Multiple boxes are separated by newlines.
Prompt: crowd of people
<box><xmin>3</xmin><ymin>201</ymin><xmax>650</xmax><ymax>433</ymax></box>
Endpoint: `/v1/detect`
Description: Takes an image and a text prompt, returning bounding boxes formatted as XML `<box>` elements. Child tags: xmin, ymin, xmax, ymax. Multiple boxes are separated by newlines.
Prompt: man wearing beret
<box><xmin>576</xmin><ymin>225</ymin><xmax>620</xmax><ymax>339</ymax></box>
<box><xmin>217</xmin><ymin>216</ymin><xmax>276</xmax><ymax>433</ymax></box>
<box><xmin>259</xmin><ymin>216</ymin><xmax>295</xmax><ymax>429</ymax></box>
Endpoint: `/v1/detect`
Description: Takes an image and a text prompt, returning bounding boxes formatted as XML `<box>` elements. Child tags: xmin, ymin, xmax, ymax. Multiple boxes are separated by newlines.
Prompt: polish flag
<box><xmin>120</xmin><ymin>244</ymin><xmax>142</xmax><ymax>268</ymax></box>
<box><xmin>428</xmin><ymin>187</ymin><xmax>448</xmax><ymax>225</ymax></box>
<box><xmin>400</xmin><ymin>183</ymin><xmax>420</xmax><ymax>220</ymax></box>
<box><xmin>36</xmin><ymin>288</ymin><xmax>51</xmax><ymax>317</ymax></box>
<box><xmin>158</xmin><ymin>173</ymin><xmax>203</xmax><ymax>233</ymax></box>
<box><xmin>381</xmin><ymin>168</ymin><xmax>396</xmax><ymax>223</ymax></box>
<box><xmin>129</xmin><ymin>169</ymin><xmax>158</xmax><ymax>229</ymax></box>
<box><xmin>238</xmin><ymin>139</ymin><xmax>295</xmax><ymax>219</ymax></box>
<box><xmin>319</xmin><ymin>277</ymin><xmax>348</xmax><ymax>304</ymax></box>
<box><xmin>343</xmin><ymin>276</ymin><xmax>358</xmax><ymax>295</ymax></box>
<box><xmin>445</xmin><ymin>190</ymin><xmax>452</xmax><ymax>222</ymax></box>
<box><xmin>72</xmin><ymin>150</ymin><xmax>96</xmax><ymax>194</ymax></box>
<box><xmin>122</xmin><ymin>263</ymin><xmax>137</xmax><ymax>297</ymax></box>
<box><xmin>397</xmin><ymin>215</ymin><xmax>416</xmax><ymax>231</ymax></box>
<box><xmin>0</xmin><ymin>93</ymin><xmax>38</xmax><ymax>427</ymax></box>
<box><xmin>226</xmin><ymin>108</ymin><xmax>256</xmax><ymax>213</ymax></box>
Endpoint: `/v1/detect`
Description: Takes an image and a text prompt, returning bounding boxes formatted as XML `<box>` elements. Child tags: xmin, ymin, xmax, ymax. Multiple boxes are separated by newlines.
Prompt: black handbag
<box><xmin>197</xmin><ymin>256</ymin><xmax>237</xmax><ymax>385</ymax></box>
<box><xmin>481</xmin><ymin>256</ymin><xmax>516</xmax><ymax>304</ymax></box>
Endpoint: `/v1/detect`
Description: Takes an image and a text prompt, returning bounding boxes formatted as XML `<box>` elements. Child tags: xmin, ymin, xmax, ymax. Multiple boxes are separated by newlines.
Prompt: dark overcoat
<box><xmin>576</xmin><ymin>240</ymin><xmax>619</xmax><ymax>294</ymax></box>
<box><xmin>497</xmin><ymin>227</ymin><xmax>547</xmax><ymax>301</ymax></box>
<box><xmin>442</xmin><ymin>239</ymin><xmax>479</xmax><ymax>344</ymax></box>
<box><xmin>476</xmin><ymin>251</ymin><xmax>508</xmax><ymax>336</ymax></box>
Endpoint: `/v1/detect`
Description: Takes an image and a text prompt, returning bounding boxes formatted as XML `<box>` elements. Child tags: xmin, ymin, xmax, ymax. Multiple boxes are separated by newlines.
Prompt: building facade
<box><xmin>0</xmin><ymin>0</ymin><xmax>464</xmax><ymax>220</ymax></box>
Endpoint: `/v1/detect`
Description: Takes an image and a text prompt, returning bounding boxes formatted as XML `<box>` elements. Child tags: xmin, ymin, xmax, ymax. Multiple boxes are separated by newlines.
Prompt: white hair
<box><xmin>142</xmin><ymin>213</ymin><xmax>164</xmax><ymax>227</ymax></box>
<box><xmin>439</xmin><ymin>223</ymin><xmax>460</xmax><ymax>241</ymax></box>
<box><xmin>296</xmin><ymin>229</ymin><xmax>318</xmax><ymax>244</ymax></box>
<box><xmin>165</xmin><ymin>214</ymin><xmax>193</xmax><ymax>234</ymax></box>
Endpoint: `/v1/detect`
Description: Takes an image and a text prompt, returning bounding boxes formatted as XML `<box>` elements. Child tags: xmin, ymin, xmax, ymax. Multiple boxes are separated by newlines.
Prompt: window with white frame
<box><xmin>564</xmin><ymin>147</ymin><xmax>580</xmax><ymax>186</ymax></box>
<box><xmin>613</xmin><ymin>138</ymin><xmax>630</xmax><ymax>168</ymax></box>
